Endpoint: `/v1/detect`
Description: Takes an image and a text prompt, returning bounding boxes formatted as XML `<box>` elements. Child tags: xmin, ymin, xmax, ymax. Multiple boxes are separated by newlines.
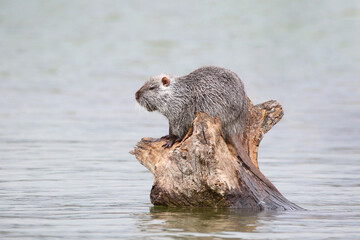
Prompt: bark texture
<box><xmin>131</xmin><ymin>99</ymin><xmax>302</xmax><ymax>210</ymax></box>
<box><xmin>241</xmin><ymin>98</ymin><xmax>284</xmax><ymax>168</ymax></box>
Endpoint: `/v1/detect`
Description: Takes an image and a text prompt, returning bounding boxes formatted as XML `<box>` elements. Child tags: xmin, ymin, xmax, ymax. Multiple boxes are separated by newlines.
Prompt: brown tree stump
<box><xmin>131</xmin><ymin>98</ymin><xmax>303</xmax><ymax>210</ymax></box>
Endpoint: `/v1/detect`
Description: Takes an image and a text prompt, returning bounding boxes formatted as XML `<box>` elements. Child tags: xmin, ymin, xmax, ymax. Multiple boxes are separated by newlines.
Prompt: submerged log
<box><xmin>131</xmin><ymin>99</ymin><xmax>302</xmax><ymax>210</ymax></box>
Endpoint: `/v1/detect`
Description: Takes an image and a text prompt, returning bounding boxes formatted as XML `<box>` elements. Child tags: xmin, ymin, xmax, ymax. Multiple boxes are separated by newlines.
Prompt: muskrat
<box><xmin>135</xmin><ymin>66</ymin><xmax>248</xmax><ymax>151</ymax></box>
<box><xmin>135</xmin><ymin>66</ymin><xmax>279</xmax><ymax>191</ymax></box>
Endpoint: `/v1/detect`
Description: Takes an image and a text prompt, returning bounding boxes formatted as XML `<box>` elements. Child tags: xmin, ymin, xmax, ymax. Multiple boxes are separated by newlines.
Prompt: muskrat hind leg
<box><xmin>162</xmin><ymin>135</ymin><xmax>182</xmax><ymax>148</ymax></box>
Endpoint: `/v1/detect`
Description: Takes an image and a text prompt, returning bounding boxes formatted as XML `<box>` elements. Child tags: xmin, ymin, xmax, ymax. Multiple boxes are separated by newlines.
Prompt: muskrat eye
<box><xmin>149</xmin><ymin>86</ymin><xmax>155</xmax><ymax>90</ymax></box>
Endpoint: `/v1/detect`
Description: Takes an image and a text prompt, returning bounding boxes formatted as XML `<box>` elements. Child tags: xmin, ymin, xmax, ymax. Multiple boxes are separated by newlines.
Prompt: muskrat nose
<box><xmin>135</xmin><ymin>90</ymin><xmax>140</xmax><ymax>101</ymax></box>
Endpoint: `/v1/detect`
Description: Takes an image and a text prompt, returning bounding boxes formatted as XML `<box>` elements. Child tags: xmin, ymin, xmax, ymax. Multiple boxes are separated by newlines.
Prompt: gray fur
<box><xmin>135</xmin><ymin>66</ymin><xmax>248</xmax><ymax>140</ymax></box>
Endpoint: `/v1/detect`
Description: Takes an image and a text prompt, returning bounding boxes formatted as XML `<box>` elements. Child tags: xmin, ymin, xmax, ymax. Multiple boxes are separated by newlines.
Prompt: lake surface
<box><xmin>1</xmin><ymin>0</ymin><xmax>360</xmax><ymax>239</ymax></box>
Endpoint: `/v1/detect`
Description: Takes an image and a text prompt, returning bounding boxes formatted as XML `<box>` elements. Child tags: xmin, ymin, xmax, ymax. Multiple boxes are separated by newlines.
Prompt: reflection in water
<box><xmin>145</xmin><ymin>206</ymin><xmax>266</xmax><ymax>234</ymax></box>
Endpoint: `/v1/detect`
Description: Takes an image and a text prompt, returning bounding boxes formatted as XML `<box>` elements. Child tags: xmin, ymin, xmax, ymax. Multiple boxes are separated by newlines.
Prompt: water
<box><xmin>1</xmin><ymin>0</ymin><xmax>359</xmax><ymax>239</ymax></box>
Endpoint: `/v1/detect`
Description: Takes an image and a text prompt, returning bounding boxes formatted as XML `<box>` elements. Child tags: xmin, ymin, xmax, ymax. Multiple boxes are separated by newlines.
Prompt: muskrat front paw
<box><xmin>162</xmin><ymin>137</ymin><xmax>181</xmax><ymax>148</ymax></box>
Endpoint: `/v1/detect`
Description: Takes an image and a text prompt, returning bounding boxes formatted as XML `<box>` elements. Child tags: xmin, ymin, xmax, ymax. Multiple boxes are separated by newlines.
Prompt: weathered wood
<box><xmin>131</xmin><ymin>99</ymin><xmax>302</xmax><ymax>210</ymax></box>
<box><xmin>240</xmin><ymin>98</ymin><xmax>284</xmax><ymax>168</ymax></box>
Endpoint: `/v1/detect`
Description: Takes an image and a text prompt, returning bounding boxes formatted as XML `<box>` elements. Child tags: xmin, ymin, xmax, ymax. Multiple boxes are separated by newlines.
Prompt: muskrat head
<box><xmin>135</xmin><ymin>74</ymin><xmax>175</xmax><ymax>113</ymax></box>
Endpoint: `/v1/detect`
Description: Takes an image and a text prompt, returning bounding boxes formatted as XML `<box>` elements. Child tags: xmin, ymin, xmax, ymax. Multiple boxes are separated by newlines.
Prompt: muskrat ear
<box><xmin>161</xmin><ymin>76</ymin><xmax>170</xmax><ymax>87</ymax></box>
